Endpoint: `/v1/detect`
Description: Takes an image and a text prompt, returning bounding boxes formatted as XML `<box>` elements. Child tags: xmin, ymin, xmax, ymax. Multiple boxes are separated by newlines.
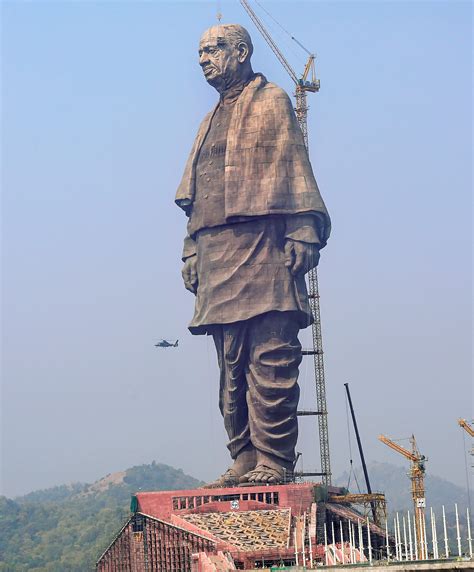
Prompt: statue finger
<box><xmin>284</xmin><ymin>241</ymin><xmax>294</xmax><ymax>268</ymax></box>
<box><xmin>309</xmin><ymin>248</ymin><xmax>320</xmax><ymax>269</ymax></box>
<box><xmin>291</xmin><ymin>250</ymin><xmax>305</xmax><ymax>275</ymax></box>
<box><xmin>184</xmin><ymin>279</ymin><xmax>196</xmax><ymax>293</ymax></box>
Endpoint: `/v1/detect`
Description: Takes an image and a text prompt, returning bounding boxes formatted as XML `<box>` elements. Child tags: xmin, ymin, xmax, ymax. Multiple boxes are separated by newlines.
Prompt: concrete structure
<box><xmin>96</xmin><ymin>483</ymin><xmax>389</xmax><ymax>571</ymax></box>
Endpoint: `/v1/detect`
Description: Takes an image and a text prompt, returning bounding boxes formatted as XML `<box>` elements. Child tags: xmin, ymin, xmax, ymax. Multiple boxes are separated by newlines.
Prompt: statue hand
<box><xmin>284</xmin><ymin>239</ymin><xmax>320</xmax><ymax>276</ymax></box>
<box><xmin>182</xmin><ymin>255</ymin><xmax>198</xmax><ymax>294</ymax></box>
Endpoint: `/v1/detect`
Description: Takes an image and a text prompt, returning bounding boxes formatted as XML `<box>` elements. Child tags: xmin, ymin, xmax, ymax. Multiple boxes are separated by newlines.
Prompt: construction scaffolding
<box><xmin>96</xmin><ymin>513</ymin><xmax>216</xmax><ymax>572</ymax></box>
<box><xmin>329</xmin><ymin>493</ymin><xmax>387</xmax><ymax>527</ymax></box>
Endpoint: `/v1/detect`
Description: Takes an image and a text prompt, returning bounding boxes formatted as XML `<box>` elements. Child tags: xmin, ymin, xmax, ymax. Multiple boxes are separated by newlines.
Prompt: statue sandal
<box><xmin>239</xmin><ymin>464</ymin><xmax>293</xmax><ymax>485</ymax></box>
<box><xmin>202</xmin><ymin>467</ymin><xmax>240</xmax><ymax>489</ymax></box>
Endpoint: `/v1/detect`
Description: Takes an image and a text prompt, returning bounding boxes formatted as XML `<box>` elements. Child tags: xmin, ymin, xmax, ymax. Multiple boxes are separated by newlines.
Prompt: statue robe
<box><xmin>175</xmin><ymin>73</ymin><xmax>330</xmax><ymax>242</ymax></box>
<box><xmin>175</xmin><ymin>73</ymin><xmax>330</xmax><ymax>334</ymax></box>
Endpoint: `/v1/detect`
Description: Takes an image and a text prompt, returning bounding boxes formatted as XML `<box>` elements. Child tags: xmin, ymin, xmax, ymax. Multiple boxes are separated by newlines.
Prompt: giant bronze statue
<box><xmin>176</xmin><ymin>24</ymin><xmax>330</xmax><ymax>487</ymax></box>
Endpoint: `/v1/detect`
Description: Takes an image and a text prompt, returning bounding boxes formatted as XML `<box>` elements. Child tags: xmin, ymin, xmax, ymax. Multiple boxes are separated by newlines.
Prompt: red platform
<box><xmin>97</xmin><ymin>482</ymin><xmax>385</xmax><ymax>570</ymax></box>
<box><xmin>130</xmin><ymin>482</ymin><xmax>329</xmax><ymax>569</ymax></box>
<box><xmin>132</xmin><ymin>482</ymin><xmax>317</xmax><ymax>520</ymax></box>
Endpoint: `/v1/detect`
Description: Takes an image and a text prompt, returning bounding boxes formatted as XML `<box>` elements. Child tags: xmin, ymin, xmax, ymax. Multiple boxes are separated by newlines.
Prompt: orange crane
<box><xmin>458</xmin><ymin>418</ymin><xmax>474</xmax><ymax>466</ymax></box>
<box><xmin>378</xmin><ymin>434</ymin><xmax>427</xmax><ymax>558</ymax></box>
<box><xmin>458</xmin><ymin>418</ymin><xmax>474</xmax><ymax>438</ymax></box>
<box><xmin>239</xmin><ymin>0</ymin><xmax>319</xmax><ymax>148</ymax></box>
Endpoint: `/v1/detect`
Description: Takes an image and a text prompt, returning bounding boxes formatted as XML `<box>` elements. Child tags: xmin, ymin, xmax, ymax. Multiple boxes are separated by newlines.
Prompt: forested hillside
<box><xmin>0</xmin><ymin>462</ymin><xmax>202</xmax><ymax>572</ymax></box>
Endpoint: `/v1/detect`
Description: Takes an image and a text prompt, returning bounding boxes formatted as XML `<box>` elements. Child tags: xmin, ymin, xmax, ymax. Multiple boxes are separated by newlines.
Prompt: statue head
<box><xmin>199</xmin><ymin>24</ymin><xmax>254</xmax><ymax>93</ymax></box>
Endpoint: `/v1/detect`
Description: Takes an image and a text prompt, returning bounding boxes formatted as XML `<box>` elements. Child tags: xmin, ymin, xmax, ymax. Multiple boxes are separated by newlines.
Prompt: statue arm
<box><xmin>284</xmin><ymin>214</ymin><xmax>322</xmax><ymax>245</ymax></box>
<box><xmin>176</xmin><ymin>110</ymin><xmax>215</xmax><ymax>214</ymax></box>
<box><xmin>284</xmin><ymin>214</ymin><xmax>322</xmax><ymax>276</ymax></box>
<box><xmin>181</xmin><ymin>235</ymin><xmax>198</xmax><ymax>295</ymax></box>
<box><xmin>182</xmin><ymin>235</ymin><xmax>197</xmax><ymax>261</ymax></box>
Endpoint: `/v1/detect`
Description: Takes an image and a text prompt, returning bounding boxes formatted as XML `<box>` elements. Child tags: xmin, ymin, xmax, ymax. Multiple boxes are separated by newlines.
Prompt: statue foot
<box><xmin>239</xmin><ymin>464</ymin><xmax>293</xmax><ymax>485</ymax></box>
<box><xmin>202</xmin><ymin>467</ymin><xmax>240</xmax><ymax>489</ymax></box>
<box><xmin>239</xmin><ymin>451</ymin><xmax>294</xmax><ymax>485</ymax></box>
<box><xmin>203</xmin><ymin>444</ymin><xmax>257</xmax><ymax>489</ymax></box>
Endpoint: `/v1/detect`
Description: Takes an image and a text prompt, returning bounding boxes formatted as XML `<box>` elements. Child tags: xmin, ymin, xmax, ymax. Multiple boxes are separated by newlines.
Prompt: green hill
<box><xmin>0</xmin><ymin>462</ymin><xmax>202</xmax><ymax>572</ymax></box>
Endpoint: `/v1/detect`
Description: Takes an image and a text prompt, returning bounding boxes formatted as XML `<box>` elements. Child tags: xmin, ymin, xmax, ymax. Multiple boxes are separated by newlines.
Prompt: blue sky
<box><xmin>1</xmin><ymin>0</ymin><xmax>472</xmax><ymax>498</ymax></box>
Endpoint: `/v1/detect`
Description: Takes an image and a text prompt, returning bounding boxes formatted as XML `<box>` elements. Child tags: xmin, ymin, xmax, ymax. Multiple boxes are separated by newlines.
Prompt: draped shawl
<box><xmin>175</xmin><ymin>73</ymin><xmax>331</xmax><ymax>248</ymax></box>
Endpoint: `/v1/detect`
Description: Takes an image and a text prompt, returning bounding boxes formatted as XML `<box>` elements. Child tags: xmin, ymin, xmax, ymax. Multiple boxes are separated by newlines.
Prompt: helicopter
<box><xmin>154</xmin><ymin>339</ymin><xmax>179</xmax><ymax>348</ymax></box>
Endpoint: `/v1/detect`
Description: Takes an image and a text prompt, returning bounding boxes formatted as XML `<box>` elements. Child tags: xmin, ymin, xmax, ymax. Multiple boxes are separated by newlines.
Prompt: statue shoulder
<box><xmin>256</xmin><ymin>80</ymin><xmax>293</xmax><ymax>106</ymax></box>
<box><xmin>203</xmin><ymin>109</ymin><xmax>214</xmax><ymax>121</ymax></box>
<box><xmin>200</xmin><ymin>109</ymin><xmax>214</xmax><ymax>127</ymax></box>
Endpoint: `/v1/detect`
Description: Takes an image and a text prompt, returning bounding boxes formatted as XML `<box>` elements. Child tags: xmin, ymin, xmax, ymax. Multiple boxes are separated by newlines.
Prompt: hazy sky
<box><xmin>2</xmin><ymin>0</ymin><xmax>472</xmax><ymax>499</ymax></box>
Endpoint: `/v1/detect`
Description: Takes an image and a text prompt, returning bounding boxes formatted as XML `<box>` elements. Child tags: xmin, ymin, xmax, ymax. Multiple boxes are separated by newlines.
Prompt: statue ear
<box><xmin>237</xmin><ymin>41</ymin><xmax>250</xmax><ymax>64</ymax></box>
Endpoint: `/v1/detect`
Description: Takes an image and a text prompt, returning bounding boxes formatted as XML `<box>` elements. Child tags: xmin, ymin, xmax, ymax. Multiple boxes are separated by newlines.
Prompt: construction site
<box><xmin>96</xmin><ymin>1</ymin><xmax>472</xmax><ymax>570</ymax></box>
<box><xmin>95</xmin><ymin>415</ymin><xmax>474</xmax><ymax>570</ymax></box>
<box><xmin>95</xmin><ymin>475</ymin><xmax>473</xmax><ymax>570</ymax></box>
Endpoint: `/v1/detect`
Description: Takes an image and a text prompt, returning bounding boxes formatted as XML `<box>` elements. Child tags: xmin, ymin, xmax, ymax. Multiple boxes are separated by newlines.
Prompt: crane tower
<box><xmin>239</xmin><ymin>0</ymin><xmax>331</xmax><ymax>486</ymax></box>
<box><xmin>379</xmin><ymin>434</ymin><xmax>428</xmax><ymax>558</ymax></box>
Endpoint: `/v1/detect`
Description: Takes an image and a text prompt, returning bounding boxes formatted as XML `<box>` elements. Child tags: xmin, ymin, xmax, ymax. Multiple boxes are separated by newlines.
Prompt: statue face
<box><xmin>198</xmin><ymin>30</ymin><xmax>242</xmax><ymax>92</ymax></box>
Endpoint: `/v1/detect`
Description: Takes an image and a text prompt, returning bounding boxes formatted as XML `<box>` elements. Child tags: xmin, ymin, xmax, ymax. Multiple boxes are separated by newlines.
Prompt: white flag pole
<box><xmin>323</xmin><ymin>522</ymin><xmax>328</xmax><ymax>567</ymax></box>
<box><xmin>340</xmin><ymin>520</ymin><xmax>345</xmax><ymax>565</ymax></box>
<box><xmin>385</xmin><ymin>519</ymin><xmax>391</xmax><ymax>562</ymax></box>
<box><xmin>467</xmin><ymin>507</ymin><xmax>473</xmax><ymax>559</ymax></box>
<box><xmin>455</xmin><ymin>503</ymin><xmax>462</xmax><ymax>557</ymax></box>
<box><xmin>403</xmin><ymin>515</ymin><xmax>408</xmax><ymax>560</ymax></box>
<box><xmin>407</xmin><ymin>511</ymin><xmax>414</xmax><ymax>561</ymax></box>
<box><xmin>367</xmin><ymin>516</ymin><xmax>373</xmax><ymax>564</ymax></box>
<box><xmin>442</xmin><ymin>505</ymin><xmax>449</xmax><ymax>559</ymax></box>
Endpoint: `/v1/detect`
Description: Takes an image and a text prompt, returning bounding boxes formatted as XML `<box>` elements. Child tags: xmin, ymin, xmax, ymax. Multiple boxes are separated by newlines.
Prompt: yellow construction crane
<box><xmin>458</xmin><ymin>418</ymin><xmax>474</xmax><ymax>437</ymax></box>
<box><xmin>378</xmin><ymin>434</ymin><xmax>427</xmax><ymax>558</ymax></box>
<box><xmin>458</xmin><ymin>418</ymin><xmax>474</xmax><ymax>467</ymax></box>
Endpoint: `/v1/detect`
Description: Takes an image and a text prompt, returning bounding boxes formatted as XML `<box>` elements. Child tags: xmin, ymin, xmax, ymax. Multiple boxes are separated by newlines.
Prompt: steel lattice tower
<box><xmin>295</xmin><ymin>86</ymin><xmax>331</xmax><ymax>487</ymax></box>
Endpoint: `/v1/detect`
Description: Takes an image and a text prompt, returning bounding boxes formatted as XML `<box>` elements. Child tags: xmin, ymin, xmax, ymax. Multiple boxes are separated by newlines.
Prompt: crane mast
<box><xmin>239</xmin><ymin>0</ymin><xmax>330</xmax><ymax>486</ymax></box>
<box><xmin>379</xmin><ymin>434</ymin><xmax>427</xmax><ymax>558</ymax></box>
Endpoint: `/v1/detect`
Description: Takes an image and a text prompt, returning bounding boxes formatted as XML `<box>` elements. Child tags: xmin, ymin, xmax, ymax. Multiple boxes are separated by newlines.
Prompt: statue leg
<box><xmin>240</xmin><ymin>311</ymin><xmax>302</xmax><ymax>484</ymax></box>
<box><xmin>204</xmin><ymin>323</ymin><xmax>256</xmax><ymax>487</ymax></box>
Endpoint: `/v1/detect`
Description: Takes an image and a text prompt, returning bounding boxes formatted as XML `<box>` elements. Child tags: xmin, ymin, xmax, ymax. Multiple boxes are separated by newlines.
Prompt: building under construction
<box><xmin>96</xmin><ymin>483</ymin><xmax>388</xmax><ymax>571</ymax></box>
